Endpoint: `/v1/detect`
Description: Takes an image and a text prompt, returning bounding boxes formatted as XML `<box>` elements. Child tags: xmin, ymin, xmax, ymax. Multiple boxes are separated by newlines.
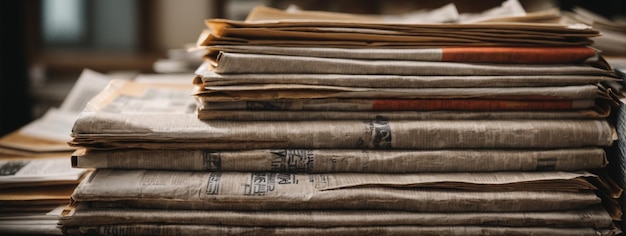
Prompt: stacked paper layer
<box><xmin>61</xmin><ymin>5</ymin><xmax>623</xmax><ymax>236</ymax></box>
<box><xmin>0</xmin><ymin>69</ymin><xmax>109</xmax><ymax>236</ymax></box>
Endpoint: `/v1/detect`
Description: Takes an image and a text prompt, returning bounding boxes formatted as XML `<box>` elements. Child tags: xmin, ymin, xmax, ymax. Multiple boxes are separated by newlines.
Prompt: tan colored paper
<box><xmin>195</xmin><ymin>84</ymin><xmax>605</xmax><ymax>101</ymax></box>
<box><xmin>60</xmin><ymin>204</ymin><xmax>612</xmax><ymax>228</ymax></box>
<box><xmin>0</xmin><ymin>130</ymin><xmax>72</xmax><ymax>154</ymax></box>
<box><xmin>71</xmin><ymin>113</ymin><xmax>615</xmax><ymax>150</ymax></box>
<box><xmin>83</xmin><ymin>79</ymin><xmax>194</xmax><ymax>113</ymax></box>
<box><xmin>71</xmin><ymin>80</ymin><xmax>615</xmax><ymax>150</ymax></box>
<box><xmin>243</xmin><ymin>5</ymin><xmax>561</xmax><ymax>25</ymax></box>
<box><xmin>0</xmin><ymin>184</ymin><xmax>75</xmax><ymax>211</ymax></box>
<box><xmin>198</xmin><ymin>99</ymin><xmax>597</xmax><ymax>111</ymax></box>
<box><xmin>202</xmin><ymin>43</ymin><xmax>599</xmax><ymax>64</ymax></box>
<box><xmin>196</xmin><ymin>109</ymin><xmax>610</xmax><ymax>121</ymax></box>
<box><xmin>72</xmin><ymin>148</ymin><xmax>608</xmax><ymax>173</ymax></box>
<box><xmin>207</xmin><ymin>27</ymin><xmax>594</xmax><ymax>47</ymax></box>
<box><xmin>195</xmin><ymin>64</ymin><xmax>617</xmax><ymax>88</ymax></box>
<box><xmin>62</xmin><ymin>225</ymin><xmax>620</xmax><ymax>236</ymax></box>
<box><xmin>210</xmin><ymin>52</ymin><xmax>616</xmax><ymax>76</ymax></box>
<box><xmin>199</xmin><ymin>6</ymin><xmax>600</xmax><ymax>48</ymax></box>
<box><xmin>204</xmin><ymin>37</ymin><xmax>593</xmax><ymax>48</ymax></box>
<box><xmin>0</xmin><ymin>184</ymin><xmax>75</xmax><ymax>202</ymax></box>
<box><xmin>72</xmin><ymin>170</ymin><xmax>601</xmax><ymax>212</ymax></box>
<box><xmin>241</xmin><ymin>6</ymin><xmax>594</xmax><ymax>30</ymax></box>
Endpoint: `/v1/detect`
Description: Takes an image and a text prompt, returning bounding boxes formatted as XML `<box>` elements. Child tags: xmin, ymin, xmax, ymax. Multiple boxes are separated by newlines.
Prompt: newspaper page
<box><xmin>60</xmin><ymin>204</ymin><xmax>612</xmax><ymax>228</ymax></box>
<box><xmin>202</xmin><ymin>24</ymin><xmax>598</xmax><ymax>48</ymax></box>
<box><xmin>195</xmin><ymin>84</ymin><xmax>604</xmax><ymax>101</ymax></box>
<box><xmin>0</xmin><ymin>109</ymin><xmax>75</xmax><ymax>153</ymax></box>
<box><xmin>203</xmin><ymin>26</ymin><xmax>596</xmax><ymax>46</ymax></box>
<box><xmin>71</xmin><ymin>148</ymin><xmax>607</xmax><ymax>172</ymax></box>
<box><xmin>204</xmin><ymin>37</ymin><xmax>593</xmax><ymax>48</ymax></box>
<box><xmin>244</xmin><ymin>2</ymin><xmax>459</xmax><ymax>23</ymax></box>
<box><xmin>0</xmin><ymin>184</ymin><xmax>76</xmax><ymax>210</ymax></box>
<box><xmin>0</xmin><ymin>204</ymin><xmax>68</xmax><ymax>236</ymax></box>
<box><xmin>70</xmin><ymin>113</ymin><xmax>615</xmax><ymax>150</ymax></box>
<box><xmin>243</xmin><ymin>1</ymin><xmax>553</xmax><ymax>24</ymax></box>
<box><xmin>562</xmin><ymin>7</ymin><xmax>626</xmax><ymax>55</ymax></box>
<box><xmin>200</xmin><ymin>7</ymin><xmax>600</xmax><ymax>49</ymax></box>
<box><xmin>195</xmin><ymin>64</ymin><xmax>617</xmax><ymax>88</ymax></box>
<box><xmin>62</xmin><ymin>225</ymin><xmax>619</xmax><ymax>236</ymax></box>
<box><xmin>0</xmin><ymin>69</ymin><xmax>112</xmax><ymax>154</ymax></box>
<box><xmin>226</xmin><ymin>5</ymin><xmax>595</xmax><ymax>31</ymax></box>
<box><xmin>198</xmin><ymin>99</ymin><xmax>597</xmax><ymax>111</ymax></box>
<box><xmin>81</xmin><ymin>79</ymin><xmax>194</xmax><ymax>114</ymax></box>
<box><xmin>196</xmin><ymin>109</ymin><xmax>610</xmax><ymax>121</ymax></box>
<box><xmin>0</xmin><ymin>223</ymin><xmax>61</xmax><ymax>236</ymax></box>
<box><xmin>71</xmin><ymin>81</ymin><xmax>614</xmax><ymax>150</ymax></box>
<box><xmin>72</xmin><ymin>169</ymin><xmax>601</xmax><ymax>212</ymax></box>
<box><xmin>70</xmin><ymin>115</ymin><xmax>616</xmax><ymax>150</ymax></box>
<box><xmin>59</xmin><ymin>69</ymin><xmax>114</xmax><ymax>114</ymax></box>
<box><xmin>0</xmin><ymin>156</ymin><xmax>88</xmax><ymax>189</ymax></box>
<box><xmin>210</xmin><ymin>52</ymin><xmax>616</xmax><ymax>76</ymax></box>
<box><xmin>202</xmin><ymin>45</ymin><xmax>598</xmax><ymax>64</ymax></box>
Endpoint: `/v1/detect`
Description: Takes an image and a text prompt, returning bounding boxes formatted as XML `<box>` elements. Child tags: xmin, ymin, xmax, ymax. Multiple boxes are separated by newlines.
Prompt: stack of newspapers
<box><xmin>61</xmin><ymin>5</ymin><xmax>623</xmax><ymax>236</ymax></box>
<box><xmin>0</xmin><ymin>70</ymin><xmax>109</xmax><ymax>236</ymax></box>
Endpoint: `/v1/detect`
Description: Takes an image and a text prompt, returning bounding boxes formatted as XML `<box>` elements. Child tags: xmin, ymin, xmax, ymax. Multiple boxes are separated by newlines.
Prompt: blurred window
<box><xmin>41</xmin><ymin>0</ymin><xmax>138</xmax><ymax>51</ymax></box>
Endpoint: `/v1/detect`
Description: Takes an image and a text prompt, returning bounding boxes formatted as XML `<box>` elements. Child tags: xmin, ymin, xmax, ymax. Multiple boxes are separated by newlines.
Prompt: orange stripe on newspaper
<box><xmin>371</xmin><ymin>99</ymin><xmax>574</xmax><ymax>111</ymax></box>
<box><xmin>441</xmin><ymin>47</ymin><xmax>596</xmax><ymax>64</ymax></box>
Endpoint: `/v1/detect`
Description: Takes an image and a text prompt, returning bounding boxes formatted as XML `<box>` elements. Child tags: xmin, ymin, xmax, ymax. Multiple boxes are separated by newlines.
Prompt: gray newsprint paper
<box><xmin>71</xmin><ymin>148</ymin><xmax>608</xmax><ymax>172</ymax></box>
<box><xmin>60</xmin><ymin>204</ymin><xmax>612</xmax><ymax>228</ymax></box>
<box><xmin>197</xmin><ymin>98</ymin><xmax>597</xmax><ymax>111</ymax></box>
<box><xmin>194</xmin><ymin>84</ymin><xmax>605</xmax><ymax>101</ymax></box>
<box><xmin>71</xmin><ymin>80</ymin><xmax>615</xmax><ymax>149</ymax></box>
<box><xmin>195</xmin><ymin>97</ymin><xmax>610</xmax><ymax>120</ymax></box>
<box><xmin>71</xmin><ymin>114</ymin><xmax>615</xmax><ymax>150</ymax></box>
<box><xmin>211</xmin><ymin>52</ymin><xmax>617</xmax><ymax>76</ymax></box>
<box><xmin>194</xmin><ymin>67</ymin><xmax>617</xmax><ymax>88</ymax></box>
<box><xmin>62</xmin><ymin>225</ymin><xmax>620</xmax><ymax>236</ymax></box>
<box><xmin>72</xmin><ymin>170</ymin><xmax>601</xmax><ymax>212</ymax></box>
<box><xmin>196</xmin><ymin>109</ymin><xmax>610</xmax><ymax>121</ymax></box>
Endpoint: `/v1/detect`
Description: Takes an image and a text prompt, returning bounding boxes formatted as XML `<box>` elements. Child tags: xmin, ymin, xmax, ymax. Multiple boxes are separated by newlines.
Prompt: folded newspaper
<box><xmin>70</xmin><ymin>80</ymin><xmax>615</xmax><ymax>150</ymax></box>
<box><xmin>198</xmin><ymin>6</ymin><xmax>600</xmax><ymax>48</ymax></box>
<box><xmin>60</xmin><ymin>204</ymin><xmax>619</xmax><ymax>236</ymax></box>
<box><xmin>60</xmin><ymin>204</ymin><xmax>613</xmax><ymax>228</ymax></box>
<box><xmin>72</xmin><ymin>169</ymin><xmax>601</xmax><ymax>212</ymax></box>
<box><xmin>201</xmin><ymin>45</ymin><xmax>600</xmax><ymax>64</ymax></box>
<box><xmin>61</xmin><ymin>224</ymin><xmax>620</xmax><ymax>236</ymax></box>
<box><xmin>71</xmin><ymin>148</ymin><xmax>607</xmax><ymax>173</ymax></box>
<box><xmin>194</xmin><ymin>63</ymin><xmax>618</xmax><ymax>88</ymax></box>
<box><xmin>61</xmin><ymin>3</ymin><xmax>624</xmax><ymax>236</ymax></box>
<box><xmin>195</xmin><ymin>109</ymin><xmax>611</xmax><ymax>121</ymax></box>
<box><xmin>207</xmin><ymin>51</ymin><xmax>617</xmax><ymax>75</ymax></box>
<box><xmin>197</xmin><ymin>98</ymin><xmax>598</xmax><ymax>111</ymax></box>
<box><xmin>194</xmin><ymin>83</ymin><xmax>607</xmax><ymax>101</ymax></box>
<box><xmin>0</xmin><ymin>156</ymin><xmax>89</xmax><ymax>189</ymax></box>
<box><xmin>71</xmin><ymin>115</ymin><xmax>615</xmax><ymax>150</ymax></box>
<box><xmin>1</xmin><ymin>184</ymin><xmax>76</xmax><ymax>211</ymax></box>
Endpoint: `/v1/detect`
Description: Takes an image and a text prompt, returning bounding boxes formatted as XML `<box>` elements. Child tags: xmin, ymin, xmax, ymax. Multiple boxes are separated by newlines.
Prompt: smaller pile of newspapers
<box><xmin>0</xmin><ymin>69</ymin><xmax>109</xmax><ymax>236</ymax></box>
<box><xmin>61</xmin><ymin>5</ymin><xmax>623</xmax><ymax>236</ymax></box>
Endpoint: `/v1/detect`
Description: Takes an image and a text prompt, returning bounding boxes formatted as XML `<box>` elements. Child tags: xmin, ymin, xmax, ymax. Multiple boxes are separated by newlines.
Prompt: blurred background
<box><xmin>1</xmin><ymin>0</ymin><xmax>624</xmax><ymax>136</ymax></box>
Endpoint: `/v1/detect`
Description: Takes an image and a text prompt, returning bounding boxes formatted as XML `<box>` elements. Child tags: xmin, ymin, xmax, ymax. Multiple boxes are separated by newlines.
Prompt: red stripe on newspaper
<box><xmin>441</xmin><ymin>47</ymin><xmax>596</xmax><ymax>64</ymax></box>
<box><xmin>371</xmin><ymin>99</ymin><xmax>575</xmax><ymax>111</ymax></box>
